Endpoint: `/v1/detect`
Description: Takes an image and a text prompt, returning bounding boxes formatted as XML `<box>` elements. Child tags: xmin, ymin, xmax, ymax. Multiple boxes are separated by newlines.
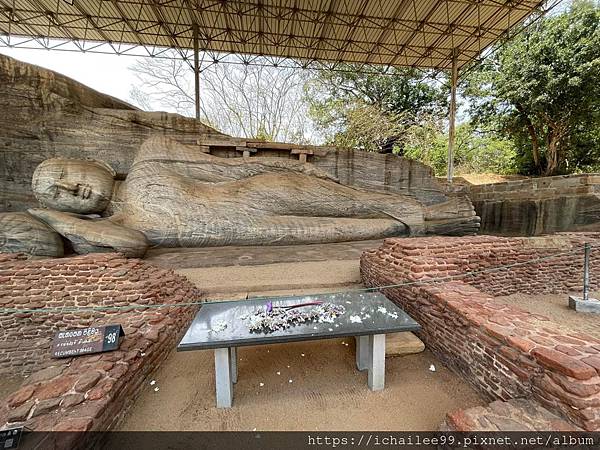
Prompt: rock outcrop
<box><xmin>0</xmin><ymin>53</ymin><xmax>471</xmax><ymax>218</ymax></box>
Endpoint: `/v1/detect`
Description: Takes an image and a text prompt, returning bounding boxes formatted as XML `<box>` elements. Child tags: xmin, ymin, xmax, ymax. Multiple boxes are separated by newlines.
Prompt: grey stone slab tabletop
<box><xmin>178</xmin><ymin>291</ymin><xmax>420</xmax><ymax>350</ymax></box>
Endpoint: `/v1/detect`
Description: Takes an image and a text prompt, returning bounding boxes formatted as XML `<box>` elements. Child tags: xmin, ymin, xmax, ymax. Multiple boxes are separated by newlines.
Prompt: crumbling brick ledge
<box><xmin>360</xmin><ymin>234</ymin><xmax>600</xmax><ymax>431</ymax></box>
<box><xmin>0</xmin><ymin>252</ymin><xmax>200</xmax><ymax>447</ymax></box>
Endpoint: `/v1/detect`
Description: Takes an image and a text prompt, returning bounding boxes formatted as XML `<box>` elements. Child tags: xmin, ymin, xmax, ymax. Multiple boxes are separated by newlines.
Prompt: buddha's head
<box><xmin>32</xmin><ymin>158</ymin><xmax>116</xmax><ymax>214</ymax></box>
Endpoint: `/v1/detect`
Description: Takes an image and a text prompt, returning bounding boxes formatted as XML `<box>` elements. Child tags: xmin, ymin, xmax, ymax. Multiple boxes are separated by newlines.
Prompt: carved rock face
<box><xmin>0</xmin><ymin>212</ymin><xmax>64</xmax><ymax>257</ymax></box>
<box><xmin>32</xmin><ymin>158</ymin><xmax>115</xmax><ymax>214</ymax></box>
<box><xmin>28</xmin><ymin>209</ymin><xmax>149</xmax><ymax>258</ymax></box>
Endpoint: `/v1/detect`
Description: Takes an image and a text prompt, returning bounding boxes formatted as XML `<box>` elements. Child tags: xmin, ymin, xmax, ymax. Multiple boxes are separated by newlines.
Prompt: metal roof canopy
<box><xmin>0</xmin><ymin>0</ymin><xmax>545</xmax><ymax>70</ymax></box>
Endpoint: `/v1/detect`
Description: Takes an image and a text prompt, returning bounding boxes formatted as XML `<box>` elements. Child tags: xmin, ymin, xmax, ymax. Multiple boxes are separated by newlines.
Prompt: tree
<box><xmin>464</xmin><ymin>1</ymin><xmax>600</xmax><ymax>176</ymax></box>
<box><xmin>129</xmin><ymin>53</ymin><xmax>312</xmax><ymax>143</ymax></box>
<box><xmin>305</xmin><ymin>65</ymin><xmax>448</xmax><ymax>152</ymax></box>
<box><xmin>403</xmin><ymin>123</ymin><xmax>518</xmax><ymax>176</ymax></box>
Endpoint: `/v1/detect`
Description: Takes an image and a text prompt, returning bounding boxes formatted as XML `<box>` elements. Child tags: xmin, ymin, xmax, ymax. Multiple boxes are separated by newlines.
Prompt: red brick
<box><xmin>445</xmin><ymin>409</ymin><xmax>477</xmax><ymax>431</ymax></box>
<box><xmin>506</xmin><ymin>335</ymin><xmax>536</xmax><ymax>353</ymax></box>
<box><xmin>532</xmin><ymin>348</ymin><xmax>597</xmax><ymax>380</ymax></box>
<box><xmin>74</xmin><ymin>371</ymin><xmax>103</xmax><ymax>393</ymax></box>
<box><xmin>34</xmin><ymin>376</ymin><xmax>74</xmax><ymax>400</ymax></box>
<box><xmin>7</xmin><ymin>384</ymin><xmax>36</xmax><ymax>407</ymax></box>
<box><xmin>581</xmin><ymin>356</ymin><xmax>600</xmax><ymax>375</ymax></box>
<box><xmin>555</xmin><ymin>345</ymin><xmax>581</xmax><ymax>357</ymax></box>
<box><xmin>53</xmin><ymin>417</ymin><xmax>93</xmax><ymax>432</ymax></box>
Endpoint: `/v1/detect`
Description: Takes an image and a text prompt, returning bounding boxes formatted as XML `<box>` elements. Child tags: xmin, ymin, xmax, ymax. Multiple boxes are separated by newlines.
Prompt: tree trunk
<box><xmin>516</xmin><ymin>104</ymin><xmax>542</xmax><ymax>174</ymax></box>
<box><xmin>544</xmin><ymin>131</ymin><xmax>562</xmax><ymax>176</ymax></box>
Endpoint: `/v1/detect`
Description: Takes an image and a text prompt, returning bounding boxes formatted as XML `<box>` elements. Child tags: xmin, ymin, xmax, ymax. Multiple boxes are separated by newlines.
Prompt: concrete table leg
<box><xmin>368</xmin><ymin>334</ymin><xmax>385</xmax><ymax>391</ymax></box>
<box><xmin>215</xmin><ymin>347</ymin><xmax>233</xmax><ymax>408</ymax></box>
<box><xmin>355</xmin><ymin>335</ymin><xmax>369</xmax><ymax>371</ymax></box>
<box><xmin>230</xmin><ymin>347</ymin><xmax>238</xmax><ymax>384</ymax></box>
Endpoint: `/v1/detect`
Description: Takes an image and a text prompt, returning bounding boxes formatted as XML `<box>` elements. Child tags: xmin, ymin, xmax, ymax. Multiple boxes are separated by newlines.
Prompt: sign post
<box><xmin>51</xmin><ymin>325</ymin><xmax>125</xmax><ymax>359</ymax></box>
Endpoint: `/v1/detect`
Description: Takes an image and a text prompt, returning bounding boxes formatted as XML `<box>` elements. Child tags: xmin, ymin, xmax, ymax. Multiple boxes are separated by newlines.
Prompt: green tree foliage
<box><xmin>403</xmin><ymin>124</ymin><xmax>518</xmax><ymax>176</ymax></box>
<box><xmin>464</xmin><ymin>1</ymin><xmax>600</xmax><ymax>176</ymax></box>
<box><xmin>306</xmin><ymin>66</ymin><xmax>448</xmax><ymax>152</ymax></box>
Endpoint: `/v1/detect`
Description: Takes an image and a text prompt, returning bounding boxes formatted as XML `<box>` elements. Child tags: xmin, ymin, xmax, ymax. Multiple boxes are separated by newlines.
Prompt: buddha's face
<box><xmin>32</xmin><ymin>158</ymin><xmax>115</xmax><ymax>214</ymax></box>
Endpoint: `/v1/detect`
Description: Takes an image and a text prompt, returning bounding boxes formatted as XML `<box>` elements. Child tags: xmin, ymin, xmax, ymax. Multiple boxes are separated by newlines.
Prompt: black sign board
<box><xmin>0</xmin><ymin>427</ymin><xmax>23</xmax><ymax>449</ymax></box>
<box><xmin>51</xmin><ymin>324</ymin><xmax>125</xmax><ymax>358</ymax></box>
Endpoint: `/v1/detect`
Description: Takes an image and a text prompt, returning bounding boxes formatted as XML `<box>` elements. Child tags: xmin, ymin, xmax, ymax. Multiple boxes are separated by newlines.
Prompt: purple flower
<box><xmin>266</xmin><ymin>301</ymin><xmax>273</xmax><ymax>313</ymax></box>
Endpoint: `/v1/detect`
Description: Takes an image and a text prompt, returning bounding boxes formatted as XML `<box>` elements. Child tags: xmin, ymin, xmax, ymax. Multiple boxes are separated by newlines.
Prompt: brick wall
<box><xmin>360</xmin><ymin>234</ymin><xmax>600</xmax><ymax>431</ymax></box>
<box><xmin>0</xmin><ymin>252</ymin><xmax>200</xmax><ymax>442</ymax></box>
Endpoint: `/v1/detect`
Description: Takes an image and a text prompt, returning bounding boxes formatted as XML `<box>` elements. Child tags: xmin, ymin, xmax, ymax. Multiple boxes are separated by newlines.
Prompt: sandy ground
<box><xmin>179</xmin><ymin>260</ymin><xmax>362</xmax><ymax>296</ymax></box>
<box><xmin>118</xmin><ymin>341</ymin><xmax>482</xmax><ymax>431</ymax></box>
<box><xmin>496</xmin><ymin>290</ymin><xmax>600</xmax><ymax>339</ymax></box>
<box><xmin>446</xmin><ymin>173</ymin><xmax>528</xmax><ymax>185</ymax></box>
<box><xmin>116</xmin><ymin>242</ymin><xmax>483</xmax><ymax>431</ymax></box>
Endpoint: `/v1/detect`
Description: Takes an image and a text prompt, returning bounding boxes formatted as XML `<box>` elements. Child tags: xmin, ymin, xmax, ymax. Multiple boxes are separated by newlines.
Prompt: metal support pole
<box><xmin>583</xmin><ymin>243</ymin><xmax>591</xmax><ymax>302</ymax></box>
<box><xmin>193</xmin><ymin>23</ymin><xmax>200</xmax><ymax>120</ymax></box>
<box><xmin>447</xmin><ymin>49</ymin><xmax>458</xmax><ymax>183</ymax></box>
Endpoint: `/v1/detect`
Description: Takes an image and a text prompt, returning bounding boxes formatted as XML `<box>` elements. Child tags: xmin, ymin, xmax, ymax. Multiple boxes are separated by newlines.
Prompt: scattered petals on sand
<box><xmin>252</xmin><ymin>428</ymin><xmax>257</xmax><ymax>431</ymax></box>
<box><xmin>350</xmin><ymin>315</ymin><xmax>362</xmax><ymax>323</ymax></box>
<box><xmin>150</xmin><ymin>380</ymin><xmax>156</xmax><ymax>386</ymax></box>
<box><xmin>344</xmin><ymin>343</ymin><xmax>349</xmax><ymax>346</ymax></box>
<box><xmin>301</xmin><ymin>353</ymin><xmax>305</xmax><ymax>357</ymax></box>
<box><xmin>154</xmin><ymin>387</ymin><xmax>160</xmax><ymax>392</ymax></box>
<box><xmin>276</xmin><ymin>371</ymin><xmax>281</xmax><ymax>375</ymax></box>
<box><xmin>259</xmin><ymin>382</ymin><xmax>265</xmax><ymax>387</ymax></box>
<box><xmin>377</xmin><ymin>306</ymin><xmax>387</xmax><ymax>314</ymax></box>
<box><xmin>288</xmin><ymin>379</ymin><xmax>293</xmax><ymax>383</ymax></box>
<box><xmin>429</xmin><ymin>364</ymin><xmax>436</xmax><ymax>372</ymax></box>
<box><xmin>287</xmin><ymin>365</ymin><xmax>290</xmax><ymax>368</ymax></box>
<box><xmin>140</xmin><ymin>352</ymin><xmax>146</xmax><ymax>357</ymax></box>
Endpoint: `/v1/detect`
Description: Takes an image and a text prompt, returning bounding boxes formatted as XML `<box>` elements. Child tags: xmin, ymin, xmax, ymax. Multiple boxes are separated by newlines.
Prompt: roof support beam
<box><xmin>447</xmin><ymin>48</ymin><xmax>458</xmax><ymax>183</ymax></box>
<box><xmin>193</xmin><ymin>22</ymin><xmax>200</xmax><ymax>120</ymax></box>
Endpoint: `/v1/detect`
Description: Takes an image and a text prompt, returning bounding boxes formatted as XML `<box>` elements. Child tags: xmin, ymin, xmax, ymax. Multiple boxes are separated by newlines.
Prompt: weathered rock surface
<box><xmin>32</xmin><ymin>158</ymin><xmax>116</xmax><ymax>214</ymax></box>
<box><xmin>469</xmin><ymin>174</ymin><xmax>600</xmax><ymax>235</ymax></box>
<box><xmin>385</xmin><ymin>332</ymin><xmax>425</xmax><ymax>357</ymax></box>
<box><xmin>0</xmin><ymin>53</ymin><xmax>223</xmax><ymax>212</ymax></box>
<box><xmin>28</xmin><ymin>209</ymin><xmax>148</xmax><ymax>258</ymax></box>
<box><xmin>112</xmin><ymin>136</ymin><xmax>478</xmax><ymax>246</ymax></box>
<box><xmin>0</xmin><ymin>212</ymin><xmax>64</xmax><ymax>257</ymax></box>
<box><xmin>0</xmin><ymin>52</ymin><xmax>472</xmax><ymax>225</ymax></box>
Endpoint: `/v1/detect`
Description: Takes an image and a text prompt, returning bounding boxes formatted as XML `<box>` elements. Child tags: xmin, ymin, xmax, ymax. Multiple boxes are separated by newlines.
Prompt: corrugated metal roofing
<box><xmin>0</xmin><ymin>0</ymin><xmax>543</xmax><ymax>69</ymax></box>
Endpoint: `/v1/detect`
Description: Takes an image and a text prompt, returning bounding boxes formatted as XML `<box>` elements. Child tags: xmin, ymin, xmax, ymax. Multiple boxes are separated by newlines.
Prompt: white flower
<box><xmin>377</xmin><ymin>306</ymin><xmax>387</xmax><ymax>314</ymax></box>
<box><xmin>211</xmin><ymin>320</ymin><xmax>228</xmax><ymax>332</ymax></box>
<box><xmin>388</xmin><ymin>312</ymin><xmax>398</xmax><ymax>319</ymax></box>
<box><xmin>350</xmin><ymin>315</ymin><xmax>363</xmax><ymax>323</ymax></box>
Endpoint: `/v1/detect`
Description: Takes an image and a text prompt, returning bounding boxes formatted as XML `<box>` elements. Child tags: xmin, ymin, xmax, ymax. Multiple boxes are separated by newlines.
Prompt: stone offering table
<box><xmin>178</xmin><ymin>292</ymin><xmax>420</xmax><ymax>408</ymax></box>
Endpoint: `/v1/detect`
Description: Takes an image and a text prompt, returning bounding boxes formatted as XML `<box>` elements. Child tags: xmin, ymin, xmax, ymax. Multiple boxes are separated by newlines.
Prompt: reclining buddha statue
<box><xmin>2</xmin><ymin>135</ymin><xmax>480</xmax><ymax>257</ymax></box>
